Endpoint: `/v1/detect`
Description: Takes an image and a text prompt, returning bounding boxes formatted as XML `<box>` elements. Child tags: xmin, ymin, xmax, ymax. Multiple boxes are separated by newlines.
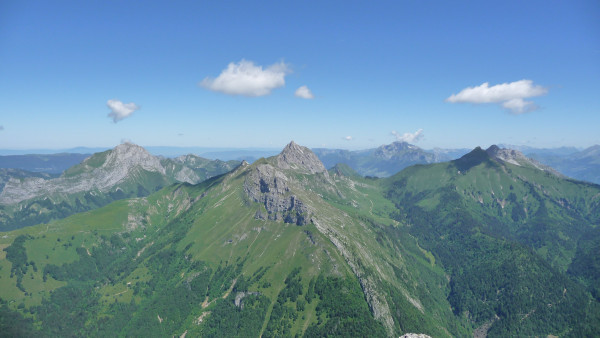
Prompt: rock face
<box><xmin>277</xmin><ymin>141</ymin><xmax>328</xmax><ymax>176</ymax></box>
<box><xmin>0</xmin><ymin>143</ymin><xmax>164</xmax><ymax>204</ymax></box>
<box><xmin>0</xmin><ymin>143</ymin><xmax>239</xmax><ymax>205</ymax></box>
<box><xmin>244</xmin><ymin>163</ymin><xmax>310</xmax><ymax>225</ymax></box>
<box><xmin>243</xmin><ymin>141</ymin><xmax>329</xmax><ymax>226</ymax></box>
<box><xmin>486</xmin><ymin>145</ymin><xmax>563</xmax><ymax>176</ymax></box>
<box><xmin>234</xmin><ymin>291</ymin><xmax>260</xmax><ymax>309</ymax></box>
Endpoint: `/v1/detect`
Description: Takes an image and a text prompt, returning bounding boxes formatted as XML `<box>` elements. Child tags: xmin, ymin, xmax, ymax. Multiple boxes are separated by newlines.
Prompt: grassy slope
<box><xmin>0</xmin><ymin>164</ymin><xmax>391</xmax><ymax>336</ymax></box>
<box><xmin>3</xmin><ymin>148</ymin><xmax>598</xmax><ymax>336</ymax></box>
<box><xmin>0</xmin><ymin>154</ymin><xmax>477</xmax><ymax>337</ymax></box>
<box><xmin>382</xmin><ymin>152</ymin><xmax>600</xmax><ymax>336</ymax></box>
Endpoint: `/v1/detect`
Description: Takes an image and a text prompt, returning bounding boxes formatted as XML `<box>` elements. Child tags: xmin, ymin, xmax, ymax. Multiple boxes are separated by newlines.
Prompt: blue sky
<box><xmin>0</xmin><ymin>1</ymin><xmax>598</xmax><ymax>151</ymax></box>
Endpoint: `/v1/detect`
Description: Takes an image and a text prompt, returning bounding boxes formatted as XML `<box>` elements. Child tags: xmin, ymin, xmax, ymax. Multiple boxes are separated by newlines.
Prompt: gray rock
<box><xmin>234</xmin><ymin>291</ymin><xmax>260</xmax><ymax>309</ymax></box>
<box><xmin>244</xmin><ymin>163</ymin><xmax>309</xmax><ymax>225</ymax></box>
<box><xmin>486</xmin><ymin>145</ymin><xmax>563</xmax><ymax>177</ymax></box>
<box><xmin>277</xmin><ymin>141</ymin><xmax>328</xmax><ymax>176</ymax></box>
<box><xmin>242</xmin><ymin>141</ymin><xmax>332</xmax><ymax>226</ymax></box>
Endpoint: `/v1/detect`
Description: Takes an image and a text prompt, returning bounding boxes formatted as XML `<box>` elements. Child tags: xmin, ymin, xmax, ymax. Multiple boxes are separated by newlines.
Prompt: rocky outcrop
<box><xmin>242</xmin><ymin>141</ymin><xmax>332</xmax><ymax>226</ymax></box>
<box><xmin>486</xmin><ymin>145</ymin><xmax>563</xmax><ymax>176</ymax></box>
<box><xmin>0</xmin><ymin>143</ymin><xmax>165</xmax><ymax>204</ymax></box>
<box><xmin>244</xmin><ymin>163</ymin><xmax>309</xmax><ymax>225</ymax></box>
<box><xmin>234</xmin><ymin>291</ymin><xmax>260</xmax><ymax>309</ymax></box>
<box><xmin>277</xmin><ymin>141</ymin><xmax>328</xmax><ymax>176</ymax></box>
<box><xmin>0</xmin><ymin>143</ymin><xmax>238</xmax><ymax>205</ymax></box>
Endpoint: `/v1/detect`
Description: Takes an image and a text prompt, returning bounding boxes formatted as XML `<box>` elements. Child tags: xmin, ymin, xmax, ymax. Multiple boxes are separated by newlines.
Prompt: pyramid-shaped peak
<box><xmin>114</xmin><ymin>142</ymin><xmax>147</xmax><ymax>153</ymax></box>
<box><xmin>101</xmin><ymin>142</ymin><xmax>164</xmax><ymax>173</ymax></box>
<box><xmin>276</xmin><ymin>141</ymin><xmax>327</xmax><ymax>174</ymax></box>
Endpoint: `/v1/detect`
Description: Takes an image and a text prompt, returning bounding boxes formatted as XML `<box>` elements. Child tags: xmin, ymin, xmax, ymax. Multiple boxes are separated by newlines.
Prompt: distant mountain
<box><xmin>0</xmin><ymin>153</ymin><xmax>91</xmax><ymax>174</ymax></box>
<box><xmin>0</xmin><ymin>146</ymin><xmax>281</xmax><ymax>161</ymax></box>
<box><xmin>384</xmin><ymin>145</ymin><xmax>600</xmax><ymax>335</ymax></box>
<box><xmin>528</xmin><ymin>145</ymin><xmax>600</xmax><ymax>184</ymax></box>
<box><xmin>199</xmin><ymin>149</ymin><xmax>280</xmax><ymax>162</ymax></box>
<box><xmin>0</xmin><ymin>143</ymin><xmax>239</xmax><ymax>230</ymax></box>
<box><xmin>313</xmin><ymin>141</ymin><xmax>466</xmax><ymax>177</ymax></box>
<box><xmin>1</xmin><ymin>141</ymin><xmax>598</xmax><ymax>336</ymax></box>
<box><xmin>499</xmin><ymin>144</ymin><xmax>581</xmax><ymax>157</ymax></box>
<box><xmin>0</xmin><ymin>141</ymin><xmax>458</xmax><ymax>337</ymax></box>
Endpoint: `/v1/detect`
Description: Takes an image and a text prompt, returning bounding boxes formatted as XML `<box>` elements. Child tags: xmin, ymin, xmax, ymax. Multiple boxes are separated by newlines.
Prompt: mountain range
<box><xmin>1</xmin><ymin>141</ymin><xmax>599</xmax><ymax>337</ymax></box>
<box><xmin>313</xmin><ymin>141</ymin><xmax>469</xmax><ymax>177</ymax></box>
<box><xmin>4</xmin><ymin>141</ymin><xmax>600</xmax><ymax>185</ymax></box>
<box><xmin>527</xmin><ymin>145</ymin><xmax>600</xmax><ymax>184</ymax></box>
<box><xmin>0</xmin><ymin>143</ymin><xmax>239</xmax><ymax>231</ymax></box>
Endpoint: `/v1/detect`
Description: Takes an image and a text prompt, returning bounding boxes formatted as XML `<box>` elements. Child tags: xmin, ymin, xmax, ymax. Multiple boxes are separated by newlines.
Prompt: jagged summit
<box><xmin>242</xmin><ymin>141</ymin><xmax>331</xmax><ymax>227</ymax></box>
<box><xmin>485</xmin><ymin>144</ymin><xmax>528</xmax><ymax>166</ymax></box>
<box><xmin>0</xmin><ymin>143</ymin><xmax>240</xmax><ymax>207</ymax></box>
<box><xmin>101</xmin><ymin>142</ymin><xmax>164</xmax><ymax>174</ymax></box>
<box><xmin>486</xmin><ymin>144</ymin><xmax>562</xmax><ymax>176</ymax></box>
<box><xmin>454</xmin><ymin>145</ymin><xmax>562</xmax><ymax>176</ymax></box>
<box><xmin>276</xmin><ymin>141</ymin><xmax>327</xmax><ymax>174</ymax></box>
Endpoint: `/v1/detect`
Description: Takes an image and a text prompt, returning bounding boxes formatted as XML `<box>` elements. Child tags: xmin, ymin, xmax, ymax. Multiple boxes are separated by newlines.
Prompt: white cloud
<box><xmin>391</xmin><ymin>129</ymin><xmax>424</xmax><ymax>143</ymax></box>
<box><xmin>295</xmin><ymin>85</ymin><xmax>314</xmax><ymax>99</ymax></box>
<box><xmin>446</xmin><ymin>79</ymin><xmax>547</xmax><ymax>114</ymax></box>
<box><xmin>107</xmin><ymin>99</ymin><xmax>140</xmax><ymax>123</ymax></box>
<box><xmin>200</xmin><ymin>60</ymin><xmax>290</xmax><ymax>97</ymax></box>
<box><xmin>344</xmin><ymin>136</ymin><xmax>353</xmax><ymax>141</ymax></box>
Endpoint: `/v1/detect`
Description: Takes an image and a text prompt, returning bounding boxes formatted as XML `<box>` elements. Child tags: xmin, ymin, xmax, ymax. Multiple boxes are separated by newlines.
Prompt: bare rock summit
<box><xmin>276</xmin><ymin>141</ymin><xmax>328</xmax><ymax>175</ymax></box>
<box><xmin>486</xmin><ymin>145</ymin><xmax>563</xmax><ymax>176</ymax></box>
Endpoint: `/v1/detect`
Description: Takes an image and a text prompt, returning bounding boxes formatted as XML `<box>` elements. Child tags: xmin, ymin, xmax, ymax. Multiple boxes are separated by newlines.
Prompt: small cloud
<box><xmin>391</xmin><ymin>129</ymin><xmax>424</xmax><ymax>143</ymax></box>
<box><xmin>200</xmin><ymin>59</ymin><xmax>291</xmax><ymax>97</ymax></box>
<box><xmin>0</xmin><ymin>125</ymin><xmax>4</xmax><ymax>131</ymax></box>
<box><xmin>107</xmin><ymin>99</ymin><xmax>140</xmax><ymax>123</ymax></box>
<box><xmin>446</xmin><ymin>79</ymin><xmax>547</xmax><ymax>114</ymax></box>
<box><xmin>178</xmin><ymin>133</ymin><xmax>184</xmax><ymax>137</ymax></box>
<box><xmin>344</xmin><ymin>136</ymin><xmax>353</xmax><ymax>141</ymax></box>
<box><xmin>295</xmin><ymin>85</ymin><xmax>314</xmax><ymax>99</ymax></box>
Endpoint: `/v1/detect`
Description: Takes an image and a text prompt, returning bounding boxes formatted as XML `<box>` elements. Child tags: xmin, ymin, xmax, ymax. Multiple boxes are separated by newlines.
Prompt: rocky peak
<box><xmin>486</xmin><ymin>145</ymin><xmax>534</xmax><ymax>166</ymax></box>
<box><xmin>276</xmin><ymin>141</ymin><xmax>327</xmax><ymax>175</ymax></box>
<box><xmin>104</xmin><ymin>142</ymin><xmax>165</xmax><ymax>174</ymax></box>
<box><xmin>486</xmin><ymin>145</ymin><xmax>562</xmax><ymax>176</ymax></box>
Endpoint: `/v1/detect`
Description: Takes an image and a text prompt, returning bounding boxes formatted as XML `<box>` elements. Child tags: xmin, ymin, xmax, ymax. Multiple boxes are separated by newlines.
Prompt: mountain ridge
<box><xmin>0</xmin><ymin>141</ymin><xmax>599</xmax><ymax>336</ymax></box>
<box><xmin>0</xmin><ymin>143</ymin><xmax>240</xmax><ymax>230</ymax></box>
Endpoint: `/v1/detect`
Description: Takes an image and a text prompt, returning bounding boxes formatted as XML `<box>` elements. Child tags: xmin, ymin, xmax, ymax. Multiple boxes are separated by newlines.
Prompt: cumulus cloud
<box><xmin>200</xmin><ymin>60</ymin><xmax>291</xmax><ymax>97</ymax></box>
<box><xmin>295</xmin><ymin>85</ymin><xmax>314</xmax><ymax>99</ymax></box>
<box><xmin>446</xmin><ymin>79</ymin><xmax>547</xmax><ymax>114</ymax></box>
<box><xmin>391</xmin><ymin>129</ymin><xmax>424</xmax><ymax>143</ymax></box>
<box><xmin>107</xmin><ymin>99</ymin><xmax>140</xmax><ymax>123</ymax></box>
<box><xmin>344</xmin><ymin>136</ymin><xmax>353</xmax><ymax>141</ymax></box>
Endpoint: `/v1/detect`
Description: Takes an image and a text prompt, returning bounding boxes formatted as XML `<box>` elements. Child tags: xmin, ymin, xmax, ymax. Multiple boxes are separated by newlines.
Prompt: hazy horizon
<box><xmin>0</xmin><ymin>140</ymin><xmax>593</xmax><ymax>158</ymax></box>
